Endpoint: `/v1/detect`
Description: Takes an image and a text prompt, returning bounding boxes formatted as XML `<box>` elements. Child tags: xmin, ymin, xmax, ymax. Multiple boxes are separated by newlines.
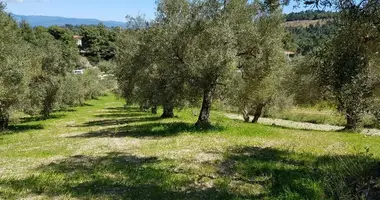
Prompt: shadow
<box><xmin>57</xmin><ymin>108</ymin><xmax>77</xmax><ymax>112</ymax></box>
<box><xmin>0</xmin><ymin>152</ymin><xmax>254</xmax><ymax>199</ymax></box>
<box><xmin>20</xmin><ymin>114</ymin><xmax>66</xmax><ymax>123</ymax></box>
<box><xmin>1</xmin><ymin>148</ymin><xmax>379</xmax><ymax>199</ymax></box>
<box><xmin>0</xmin><ymin>124</ymin><xmax>44</xmax><ymax>135</ymax></box>
<box><xmin>94</xmin><ymin>106</ymin><xmax>152</xmax><ymax>119</ymax></box>
<box><xmin>75</xmin><ymin>116</ymin><xmax>162</xmax><ymax>127</ymax></box>
<box><xmin>95</xmin><ymin>113</ymin><xmax>148</xmax><ymax>118</ymax></box>
<box><xmin>219</xmin><ymin>146</ymin><xmax>380</xmax><ymax>199</ymax></box>
<box><xmin>70</xmin><ymin>122</ymin><xmax>225</xmax><ymax>138</ymax></box>
<box><xmin>105</xmin><ymin>106</ymin><xmax>141</xmax><ymax>113</ymax></box>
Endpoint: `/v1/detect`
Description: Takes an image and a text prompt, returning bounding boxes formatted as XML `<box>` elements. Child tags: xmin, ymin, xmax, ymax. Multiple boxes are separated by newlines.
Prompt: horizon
<box><xmin>2</xmin><ymin>0</ymin><xmax>311</xmax><ymax>23</ymax></box>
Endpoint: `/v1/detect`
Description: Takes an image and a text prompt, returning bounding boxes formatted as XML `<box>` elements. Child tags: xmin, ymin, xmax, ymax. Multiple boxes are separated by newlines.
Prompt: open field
<box><xmin>1</xmin><ymin>95</ymin><xmax>380</xmax><ymax>199</ymax></box>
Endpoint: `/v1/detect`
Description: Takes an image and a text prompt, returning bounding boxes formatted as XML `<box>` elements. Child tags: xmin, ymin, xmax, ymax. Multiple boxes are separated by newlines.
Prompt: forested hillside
<box><xmin>284</xmin><ymin>11</ymin><xmax>337</xmax><ymax>54</ymax></box>
<box><xmin>285</xmin><ymin>10</ymin><xmax>337</xmax><ymax>21</ymax></box>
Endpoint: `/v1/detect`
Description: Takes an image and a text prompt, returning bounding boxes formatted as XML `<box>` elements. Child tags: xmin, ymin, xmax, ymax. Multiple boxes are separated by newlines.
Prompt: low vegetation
<box><xmin>1</xmin><ymin>95</ymin><xmax>380</xmax><ymax>199</ymax></box>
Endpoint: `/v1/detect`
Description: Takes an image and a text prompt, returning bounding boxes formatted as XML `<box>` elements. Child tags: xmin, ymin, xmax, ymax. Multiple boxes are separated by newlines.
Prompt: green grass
<box><xmin>268</xmin><ymin>106</ymin><xmax>379</xmax><ymax>128</ymax></box>
<box><xmin>1</xmin><ymin>95</ymin><xmax>380</xmax><ymax>199</ymax></box>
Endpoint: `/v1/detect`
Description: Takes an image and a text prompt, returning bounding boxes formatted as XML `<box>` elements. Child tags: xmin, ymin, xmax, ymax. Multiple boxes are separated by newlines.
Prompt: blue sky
<box><xmin>3</xmin><ymin>0</ymin><xmax>308</xmax><ymax>22</ymax></box>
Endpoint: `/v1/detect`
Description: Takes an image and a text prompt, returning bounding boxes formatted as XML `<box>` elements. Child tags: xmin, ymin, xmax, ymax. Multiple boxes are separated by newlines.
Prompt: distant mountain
<box><xmin>11</xmin><ymin>14</ymin><xmax>126</xmax><ymax>28</ymax></box>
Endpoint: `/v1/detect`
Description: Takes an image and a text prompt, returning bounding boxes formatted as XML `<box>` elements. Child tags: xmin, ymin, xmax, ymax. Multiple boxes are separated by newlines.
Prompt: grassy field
<box><xmin>1</xmin><ymin>95</ymin><xmax>380</xmax><ymax>199</ymax></box>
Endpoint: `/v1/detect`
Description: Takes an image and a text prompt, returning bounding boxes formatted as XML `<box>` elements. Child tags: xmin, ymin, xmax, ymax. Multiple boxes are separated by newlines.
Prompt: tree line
<box><xmin>1</xmin><ymin>0</ymin><xmax>379</xmax><ymax>131</ymax></box>
<box><xmin>285</xmin><ymin>10</ymin><xmax>337</xmax><ymax>21</ymax></box>
<box><xmin>116</xmin><ymin>0</ymin><xmax>380</xmax><ymax>131</ymax></box>
<box><xmin>0</xmin><ymin>3</ymin><xmax>113</xmax><ymax>130</ymax></box>
<box><xmin>116</xmin><ymin>0</ymin><xmax>291</xmax><ymax>128</ymax></box>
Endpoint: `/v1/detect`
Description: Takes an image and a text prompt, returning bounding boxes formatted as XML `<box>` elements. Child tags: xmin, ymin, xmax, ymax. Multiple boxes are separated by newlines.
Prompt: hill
<box><xmin>285</xmin><ymin>10</ymin><xmax>337</xmax><ymax>22</ymax></box>
<box><xmin>11</xmin><ymin>14</ymin><xmax>126</xmax><ymax>28</ymax></box>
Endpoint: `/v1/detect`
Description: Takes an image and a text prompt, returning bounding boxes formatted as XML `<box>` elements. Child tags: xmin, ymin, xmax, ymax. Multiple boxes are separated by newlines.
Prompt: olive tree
<box><xmin>185</xmin><ymin>0</ymin><xmax>237</xmax><ymax>127</ymax></box>
<box><xmin>224</xmin><ymin>0</ymin><xmax>287</xmax><ymax>123</ymax></box>
<box><xmin>315</xmin><ymin>0</ymin><xmax>380</xmax><ymax>130</ymax></box>
<box><xmin>0</xmin><ymin>3</ymin><xmax>32</xmax><ymax>130</ymax></box>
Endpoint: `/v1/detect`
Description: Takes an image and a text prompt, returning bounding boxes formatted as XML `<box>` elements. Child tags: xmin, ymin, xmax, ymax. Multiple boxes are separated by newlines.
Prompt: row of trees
<box><xmin>116</xmin><ymin>0</ymin><xmax>380</xmax><ymax>131</ymax></box>
<box><xmin>116</xmin><ymin>0</ymin><xmax>287</xmax><ymax>127</ymax></box>
<box><xmin>0</xmin><ymin>3</ymin><xmax>110</xmax><ymax>130</ymax></box>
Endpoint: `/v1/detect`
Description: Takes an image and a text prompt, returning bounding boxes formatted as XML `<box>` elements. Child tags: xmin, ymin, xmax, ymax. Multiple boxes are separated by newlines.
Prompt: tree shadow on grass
<box><xmin>70</xmin><ymin>122</ymin><xmax>225</xmax><ymax>138</ymax></box>
<box><xmin>0</xmin><ymin>124</ymin><xmax>44</xmax><ymax>135</ymax></box>
<box><xmin>219</xmin><ymin>146</ymin><xmax>380</xmax><ymax>199</ymax></box>
<box><xmin>0</xmin><ymin>152</ymin><xmax>253</xmax><ymax>199</ymax></box>
<box><xmin>95</xmin><ymin>106</ymin><xmax>154</xmax><ymax>119</ymax></box>
<box><xmin>95</xmin><ymin>113</ymin><xmax>149</xmax><ymax>118</ymax></box>
<box><xmin>74</xmin><ymin>116</ymin><xmax>162</xmax><ymax>128</ymax></box>
<box><xmin>19</xmin><ymin>114</ymin><xmax>66</xmax><ymax>124</ymax></box>
<box><xmin>2</xmin><ymin>147</ymin><xmax>379</xmax><ymax>199</ymax></box>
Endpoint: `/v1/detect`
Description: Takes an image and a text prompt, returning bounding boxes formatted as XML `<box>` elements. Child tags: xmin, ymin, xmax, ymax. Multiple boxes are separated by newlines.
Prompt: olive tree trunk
<box><xmin>0</xmin><ymin>108</ymin><xmax>10</xmax><ymax>131</ymax></box>
<box><xmin>242</xmin><ymin>110</ymin><xmax>250</xmax><ymax>122</ymax></box>
<box><xmin>151</xmin><ymin>105</ymin><xmax>157</xmax><ymax>114</ymax></box>
<box><xmin>41</xmin><ymin>85</ymin><xmax>59</xmax><ymax>119</ymax></box>
<box><xmin>195</xmin><ymin>87</ymin><xmax>213</xmax><ymax>128</ymax></box>
<box><xmin>252</xmin><ymin>103</ymin><xmax>265</xmax><ymax>123</ymax></box>
<box><xmin>345</xmin><ymin>109</ymin><xmax>359</xmax><ymax>131</ymax></box>
<box><xmin>161</xmin><ymin>104</ymin><xmax>174</xmax><ymax>118</ymax></box>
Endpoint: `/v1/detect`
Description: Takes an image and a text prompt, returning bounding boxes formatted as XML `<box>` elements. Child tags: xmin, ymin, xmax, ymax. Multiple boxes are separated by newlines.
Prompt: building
<box><xmin>285</xmin><ymin>51</ymin><xmax>296</xmax><ymax>61</ymax></box>
<box><xmin>73</xmin><ymin>69</ymin><xmax>85</xmax><ymax>75</ymax></box>
<box><xmin>73</xmin><ymin>35</ymin><xmax>83</xmax><ymax>47</ymax></box>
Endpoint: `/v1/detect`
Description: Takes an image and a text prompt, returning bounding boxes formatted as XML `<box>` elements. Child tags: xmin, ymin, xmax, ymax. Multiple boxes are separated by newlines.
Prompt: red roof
<box><xmin>73</xmin><ymin>35</ymin><xmax>83</xmax><ymax>39</ymax></box>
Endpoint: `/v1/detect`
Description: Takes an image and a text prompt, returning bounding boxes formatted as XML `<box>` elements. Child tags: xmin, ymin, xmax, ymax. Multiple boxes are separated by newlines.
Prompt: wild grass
<box><xmin>268</xmin><ymin>106</ymin><xmax>379</xmax><ymax>128</ymax></box>
<box><xmin>1</xmin><ymin>95</ymin><xmax>380</xmax><ymax>199</ymax></box>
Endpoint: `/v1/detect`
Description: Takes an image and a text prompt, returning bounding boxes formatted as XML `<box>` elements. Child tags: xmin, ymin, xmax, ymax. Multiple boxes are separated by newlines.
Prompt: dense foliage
<box><xmin>286</xmin><ymin>22</ymin><xmax>336</xmax><ymax>54</ymax></box>
<box><xmin>0</xmin><ymin>3</ymin><xmax>112</xmax><ymax>129</ymax></box>
<box><xmin>115</xmin><ymin>0</ymin><xmax>287</xmax><ymax>127</ymax></box>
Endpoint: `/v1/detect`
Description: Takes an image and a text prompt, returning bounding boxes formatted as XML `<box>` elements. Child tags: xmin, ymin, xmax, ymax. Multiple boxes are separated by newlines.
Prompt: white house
<box><xmin>73</xmin><ymin>35</ymin><xmax>83</xmax><ymax>47</ymax></box>
<box><xmin>73</xmin><ymin>69</ymin><xmax>85</xmax><ymax>75</ymax></box>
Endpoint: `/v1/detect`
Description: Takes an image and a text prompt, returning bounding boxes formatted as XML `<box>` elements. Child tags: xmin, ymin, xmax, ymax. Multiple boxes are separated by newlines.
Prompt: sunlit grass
<box><xmin>268</xmin><ymin>106</ymin><xmax>379</xmax><ymax>129</ymax></box>
<box><xmin>1</xmin><ymin>94</ymin><xmax>380</xmax><ymax>199</ymax></box>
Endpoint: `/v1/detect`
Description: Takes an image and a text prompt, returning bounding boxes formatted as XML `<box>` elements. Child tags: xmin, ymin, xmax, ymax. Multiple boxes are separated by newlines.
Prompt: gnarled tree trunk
<box><xmin>151</xmin><ymin>105</ymin><xmax>157</xmax><ymax>114</ymax></box>
<box><xmin>252</xmin><ymin>103</ymin><xmax>265</xmax><ymax>123</ymax></box>
<box><xmin>345</xmin><ymin>108</ymin><xmax>359</xmax><ymax>131</ymax></box>
<box><xmin>0</xmin><ymin>107</ymin><xmax>10</xmax><ymax>131</ymax></box>
<box><xmin>161</xmin><ymin>104</ymin><xmax>174</xmax><ymax>118</ymax></box>
<box><xmin>242</xmin><ymin>110</ymin><xmax>250</xmax><ymax>122</ymax></box>
<box><xmin>41</xmin><ymin>85</ymin><xmax>59</xmax><ymax>119</ymax></box>
<box><xmin>196</xmin><ymin>87</ymin><xmax>213</xmax><ymax>128</ymax></box>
